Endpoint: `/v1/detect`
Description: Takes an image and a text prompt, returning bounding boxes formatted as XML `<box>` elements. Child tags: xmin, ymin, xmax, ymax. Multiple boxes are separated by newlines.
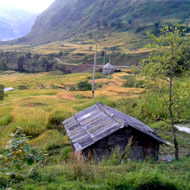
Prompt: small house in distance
<box><xmin>4</xmin><ymin>87</ymin><xmax>14</xmax><ymax>92</ymax></box>
<box><xmin>62</xmin><ymin>102</ymin><xmax>166</xmax><ymax>161</ymax></box>
<box><xmin>103</xmin><ymin>63</ymin><xmax>114</xmax><ymax>75</ymax></box>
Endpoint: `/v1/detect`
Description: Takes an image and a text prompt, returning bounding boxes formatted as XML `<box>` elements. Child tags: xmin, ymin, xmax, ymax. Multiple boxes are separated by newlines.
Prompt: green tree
<box><xmin>0</xmin><ymin>57</ymin><xmax>7</xmax><ymax>70</ymax></box>
<box><xmin>140</xmin><ymin>26</ymin><xmax>190</xmax><ymax>160</ymax></box>
<box><xmin>41</xmin><ymin>57</ymin><xmax>54</xmax><ymax>72</ymax></box>
<box><xmin>17</xmin><ymin>56</ymin><xmax>25</xmax><ymax>72</ymax></box>
<box><xmin>0</xmin><ymin>85</ymin><xmax>4</xmax><ymax>100</ymax></box>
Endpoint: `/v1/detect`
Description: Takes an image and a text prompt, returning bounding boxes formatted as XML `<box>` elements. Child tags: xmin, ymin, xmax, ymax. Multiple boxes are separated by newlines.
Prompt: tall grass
<box><xmin>2</xmin><ymin>157</ymin><xmax>189</xmax><ymax>190</ymax></box>
<box><xmin>30</xmin><ymin>130</ymin><xmax>68</xmax><ymax>150</ymax></box>
<box><xmin>11</xmin><ymin>107</ymin><xmax>47</xmax><ymax>136</ymax></box>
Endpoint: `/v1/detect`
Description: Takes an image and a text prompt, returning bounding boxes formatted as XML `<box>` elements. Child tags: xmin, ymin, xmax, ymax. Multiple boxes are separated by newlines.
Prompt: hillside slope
<box><xmin>19</xmin><ymin>0</ymin><xmax>190</xmax><ymax>44</ymax></box>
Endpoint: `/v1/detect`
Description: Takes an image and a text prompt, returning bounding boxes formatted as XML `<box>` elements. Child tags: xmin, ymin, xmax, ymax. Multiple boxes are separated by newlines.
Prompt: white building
<box><xmin>103</xmin><ymin>63</ymin><xmax>114</xmax><ymax>75</ymax></box>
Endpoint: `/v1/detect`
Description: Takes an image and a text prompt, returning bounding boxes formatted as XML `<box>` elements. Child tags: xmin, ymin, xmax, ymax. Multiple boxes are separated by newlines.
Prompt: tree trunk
<box><xmin>169</xmin><ymin>75</ymin><xmax>179</xmax><ymax>160</ymax></box>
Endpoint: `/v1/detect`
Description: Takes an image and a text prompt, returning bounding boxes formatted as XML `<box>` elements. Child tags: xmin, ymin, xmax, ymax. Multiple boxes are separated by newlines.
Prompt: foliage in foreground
<box><xmin>0</xmin><ymin>129</ymin><xmax>189</xmax><ymax>190</ymax></box>
<box><xmin>0</xmin><ymin>156</ymin><xmax>189</xmax><ymax>190</ymax></box>
<box><xmin>1</xmin><ymin>128</ymin><xmax>44</xmax><ymax>170</ymax></box>
<box><xmin>139</xmin><ymin>26</ymin><xmax>190</xmax><ymax>160</ymax></box>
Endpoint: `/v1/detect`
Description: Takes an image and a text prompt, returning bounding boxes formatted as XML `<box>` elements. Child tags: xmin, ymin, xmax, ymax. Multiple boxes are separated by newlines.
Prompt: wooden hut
<box><xmin>103</xmin><ymin>63</ymin><xmax>114</xmax><ymax>75</ymax></box>
<box><xmin>62</xmin><ymin>102</ymin><xmax>166</xmax><ymax>161</ymax></box>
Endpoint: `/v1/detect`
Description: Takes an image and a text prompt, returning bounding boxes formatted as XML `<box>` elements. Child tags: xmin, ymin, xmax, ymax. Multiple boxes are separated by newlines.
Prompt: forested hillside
<box><xmin>18</xmin><ymin>0</ymin><xmax>190</xmax><ymax>44</ymax></box>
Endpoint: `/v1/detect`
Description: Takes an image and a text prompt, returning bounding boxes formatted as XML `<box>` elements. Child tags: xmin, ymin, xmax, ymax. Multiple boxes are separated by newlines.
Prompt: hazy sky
<box><xmin>0</xmin><ymin>0</ymin><xmax>55</xmax><ymax>12</ymax></box>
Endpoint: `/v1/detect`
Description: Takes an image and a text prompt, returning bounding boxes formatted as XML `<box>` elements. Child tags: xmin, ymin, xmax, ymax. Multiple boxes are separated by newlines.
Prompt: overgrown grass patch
<box><xmin>47</xmin><ymin>106</ymin><xmax>76</xmax><ymax>131</ymax></box>
<box><xmin>11</xmin><ymin>107</ymin><xmax>47</xmax><ymax>137</ymax></box>
<box><xmin>7</xmin><ymin>158</ymin><xmax>190</xmax><ymax>190</ymax></box>
<box><xmin>0</xmin><ymin>114</ymin><xmax>13</xmax><ymax>126</ymax></box>
<box><xmin>30</xmin><ymin>130</ymin><xmax>67</xmax><ymax>150</ymax></box>
<box><xmin>122</xmin><ymin>76</ymin><xmax>146</xmax><ymax>88</ymax></box>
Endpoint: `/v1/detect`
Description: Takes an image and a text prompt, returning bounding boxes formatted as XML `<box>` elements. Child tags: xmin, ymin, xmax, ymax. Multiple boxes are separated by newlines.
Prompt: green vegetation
<box><xmin>0</xmin><ymin>70</ymin><xmax>189</xmax><ymax>189</ymax></box>
<box><xmin>0</xmin><ymin>0</ymin><xmax>190</xmax><ymax>188</ymax></box>
<box><xmin>122</xmin><ymin>75</ymin><xmax>146</xmax><ymax>88</ymax></box>
<box><xmin>0</xmin><ymin>84</ymin><xmax>5</xmax><ymax>100</ymax></box>
<box><xmin>16</xmin><ymin>0</ymin><xmax>190</xmax><ymax>45</ymax></box>
<box><xmin>1</xmin><ymin>0</ymin><xmax>190</xmax><ymax>70</ymax></box>
<box><xmin>1</xmin><ymin>26</ymin><xmax>190</xmax><ymax>189</ymax></box>
<box><xmin>69</xmin><ymin>80</ymin><xmax>92</xmax><ymax>91</ymax></box>
<box><xmin>1</xmin><ymin>148</ymin><xmax>190</xmax><ymax>189</ymax></box>
<box><xmin>140</xmin><ymin>26</ymin><xmax>190</xmax><ymax>160</ymax></box>
<box><xmin>0</xmin><ymin>114</ymin><xmax>13</xmax><ymax>126</ymax></box>
<box><xmin>2</xmin><ymin>128</ymin><xmax>43</xmax><ymax>169</ymax></box>
<box><xmin>0</xmin><ymin>51</ymin><xmax>57</xmax><ymax>73</ymax></box>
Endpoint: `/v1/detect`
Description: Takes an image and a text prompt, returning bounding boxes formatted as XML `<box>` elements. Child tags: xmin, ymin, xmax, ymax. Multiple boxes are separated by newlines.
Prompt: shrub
<box><xmin>122</xmin><ymin>77</ymin><xmax>136</xmax><ymax>87</ymax></box>
<box><xmin>47</xmin><ymin>110</ymin><xmax>71</xmax><ymax>126</ymax></box>
<box><xmin>47</xmin><ymin>107</ymin><xmax>75</xmax><ymax>133</ymax></box>
<box><xmin>61</xmin><ymin>146</ymin><xmax>72</xmax><ymax>160</ymax></box>
<box><xmin>30</xmin><ymin>130</ymin><xmax>67</xmax><ymax>150</ymax></box>
<box><xmin>0</xmin><ymin>114</ymin><xmax>13</xmax><ymax>126</ymax></box>
<box><xmin>102</xmin><ymin>147</ymin><xmax>121</xmax><ymax>166</ymax></box>
<box><xmin>18</xmin><ymin>85</ymin><xmax>28</xmax><ymax>90</ymax></box>
<box><xmin>95</xmin><ymin>83</ymin><xmax>104</xmax><ymax>89</ymax></box>
<box><xmin>122</xmin><ymin>77</ymin><xmax>145</xmax><ymax>88</ymax></box>
<box><xmin>0</xmin><ymin>84</ymin><xmax>4</xmax><ymax>100</ymax></box>
<box><xmin>68</xmin><ymin>81</ymin><xmax>92</xmax><ymax>91</ymax></box>
<box><xmin>135</xmin><ymin>80</ymin><xmax>146</xmax><ymax>88</ymax></box>
<box><xmin>75</xmin><ymin>94</ymin><xmax>84</xmax><ymax>99</ymax></box>
<box><xmin>2</xmin><ymin>127</ymin><xmax>44</xmax><ymax>169</ymax></box>
<box><xmin>77</xmin><ymin>81</ymin><xmax>91</xmax><ymax>91</ymax></box>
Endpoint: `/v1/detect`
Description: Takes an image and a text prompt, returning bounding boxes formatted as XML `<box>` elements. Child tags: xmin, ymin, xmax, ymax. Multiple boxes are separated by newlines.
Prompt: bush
<box><xmin>2</xmin><ymin>128</ymin><xmax>44</xmax><ymax>169</ymax></box>
<box><xmin>48</xmin><ymin>110</ymin><xmax>71</xmax><ymax>126</ymax></box>
<box><xmin>18</xmin><ymin>85</ymin><xmax>28</xmax><ymax>90</ymax></box>
<box><xmin>75</xmin><ymin>94</ymin><xmax>84</xmax><ymax>99</ymax></box>
<box><xmin>47</xmin><ymin>108</ymin><xmax>74</xmax><ymax>133</ymax></box>
<box><xmin>68</xmin><ymin>81</ymin><xmax>92</xmax><ymax>91</ymax></box>
<box><xmin>122</xmin><ymin>77</ymin><xmax>145</xmax><ymax>88</ymax></box>
<box><xmin>0</xmin><ymin>114</ymin><xmax>13</xmax><ymax>126</ymax></box>
<box><xmin>0</xmin><ymin>84</ymin><xmax>4</xmax><ymax>100</ymax></box>
<box><xmin>122</xmin><ymin>77</ymin><xmax>136</xmax><ymax>87</ymax></box>
<box><xmin>136</xmin><ymin>80</ymin><xmax>146</xmax><ymax>88</ymax></box>
<box><xmin>77</xmin><ymin>81</ymin><xmax>91</xmax><ymax>91</ymax></box>
<box><xmin>61</xmin><ymin>146</ymin><xmax>72</xmax><ymax>160</ymax></box>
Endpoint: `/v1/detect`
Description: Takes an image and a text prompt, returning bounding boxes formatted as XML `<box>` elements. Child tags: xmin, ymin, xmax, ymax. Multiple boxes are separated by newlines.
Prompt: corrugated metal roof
<box><xmin>103</xmin><ymin>63</ymin><xmax>114</xmax><ymax>69</ymax></box>
<box><xmin>4</xmin><ymin>87</ymin><xmax>14</xmax><ymax>92</ymax></box>
<box><xmin>62</xmin><ymin>102</ymin><xmax>166</xmax><ymax>152</ymax></box>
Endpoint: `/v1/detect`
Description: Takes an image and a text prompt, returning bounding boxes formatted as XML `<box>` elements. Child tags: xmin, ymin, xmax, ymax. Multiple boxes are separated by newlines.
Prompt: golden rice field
<box><xmin>0</xmin><ymin>31</ymin><xmax>150</xmax><ymax>57</ymax></box>
<box><xmin>0</xmin><ymin>71</ymin><xmax>145</xmax><ymax>149</ymax></box>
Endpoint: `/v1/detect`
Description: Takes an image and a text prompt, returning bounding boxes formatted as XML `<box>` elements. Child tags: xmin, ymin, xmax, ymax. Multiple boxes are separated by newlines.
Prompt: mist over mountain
<box><xmin>0</xmin><ymin>5</ymin><xmax>39</xmax><ymax>41</ymax></box>
<box><xmin>8</xmin><ymin>0</ymin><xmax>190</xmax><ymax>44</ymax></box>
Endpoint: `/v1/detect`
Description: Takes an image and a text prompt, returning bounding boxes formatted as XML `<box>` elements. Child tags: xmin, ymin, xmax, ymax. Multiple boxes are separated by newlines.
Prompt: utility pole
<box><xmin>92</xmin><ymin>32</ymin><xmax>98</xmax><ymax>99</ymax></box>
<box><xmin>109</xmin><ymin>54</ymin><xmax>111</xmax><ymax>64</ymax></box>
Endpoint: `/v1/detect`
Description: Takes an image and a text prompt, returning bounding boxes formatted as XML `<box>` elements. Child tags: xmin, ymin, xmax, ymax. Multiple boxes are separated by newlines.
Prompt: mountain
<box><xmin>17</xmin><ymin>0</ymin><xmax>190</xmax><ymax>45</ymax></box>
<box><xmin>0</xmin><ymin>6</ymin><xmax>39</xmax><ymax>41</ymax></box>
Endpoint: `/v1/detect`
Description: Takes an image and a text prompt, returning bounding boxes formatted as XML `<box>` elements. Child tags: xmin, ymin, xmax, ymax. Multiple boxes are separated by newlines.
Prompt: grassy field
<box><xmin>0</xmin><ymin>29</ymin><xmax>150</xmax><ymax>66</ymax></box>
<box><xmin>0</xmin><ymin>71</ymin><xmax>190</xmax><ymax>189</ymax></box>
<box><xmin>1</xmin><ymin>157</ymin><xmax>190</xmax><ymax>190</ymax></box>
<box><xmin>0</xmin><ymin>71</ymin><xmax>146</xmax><ymax>149</ymax></box>
<box><xmin>0</xmin><ymin>71</ymin><xmax>190</xmax><ymax>159</ymax></box>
